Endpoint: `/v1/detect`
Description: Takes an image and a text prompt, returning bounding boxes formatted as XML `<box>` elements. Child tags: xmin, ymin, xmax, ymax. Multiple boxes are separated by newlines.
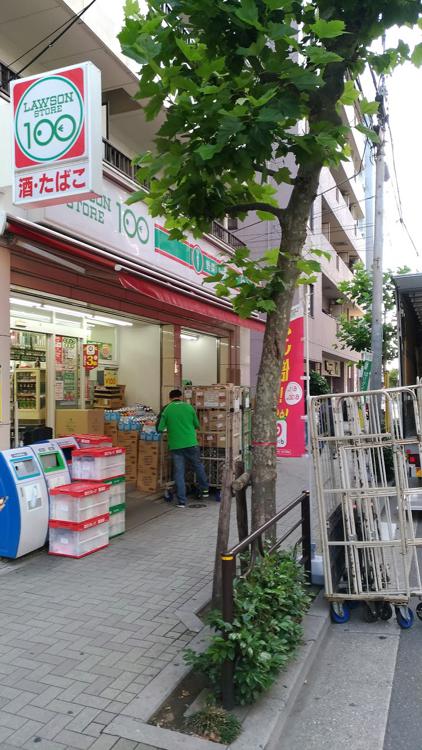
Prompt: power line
<box><xmin>235</xmin><ymin>139</ymin><xmax>370</xmax><ymax>236</ymax></box>
<box><xmin>387</xmin><ymin>120</ymin><xmax>420</xmax><ymax>258</ymax></box>
<box><xmin>11</xmin><ymin>0</ymin><xmax>98</xmax><ymax>78</ymax></box>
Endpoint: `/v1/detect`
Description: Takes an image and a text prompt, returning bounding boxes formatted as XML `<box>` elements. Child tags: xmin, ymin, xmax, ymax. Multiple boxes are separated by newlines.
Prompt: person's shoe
<box><xmin>202</xmin><ymin>489</ymin><xmax>209</xmax><ymax>498</ymax></box>
<box><xmin>176</xmin><ymin>502</ymin><xmax>186</xmax><ymax>508</ymax></box>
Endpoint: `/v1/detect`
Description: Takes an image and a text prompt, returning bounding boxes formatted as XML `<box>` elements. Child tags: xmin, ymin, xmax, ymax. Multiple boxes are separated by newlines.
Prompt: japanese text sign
<box><xmin>276</xmin><ymin>308</ymin><xmax>305</xmax><ymax>458</ymax></box>
<box><xmin>83</xmin><ymin>343</ymin><xmax>99</xmax><ymax>371</ymax></box>
<box><xmin>11</xmin><ymin>62</ymin><xmax>102</xmax><ymax>207</ymax></box>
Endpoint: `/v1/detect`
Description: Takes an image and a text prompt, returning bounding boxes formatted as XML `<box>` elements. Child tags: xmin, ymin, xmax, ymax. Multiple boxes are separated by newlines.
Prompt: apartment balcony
<box><xmin>331</xmin><ymin>158</ymin><xmax>365</xmax><ymax>213</ymax></box>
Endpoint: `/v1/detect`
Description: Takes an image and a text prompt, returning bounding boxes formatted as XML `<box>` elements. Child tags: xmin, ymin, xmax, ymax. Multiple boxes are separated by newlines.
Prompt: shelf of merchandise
<box><xmin>15</xmin><ymin>368</ymin><xmax>46</xmax><ymax>421</ymax></box>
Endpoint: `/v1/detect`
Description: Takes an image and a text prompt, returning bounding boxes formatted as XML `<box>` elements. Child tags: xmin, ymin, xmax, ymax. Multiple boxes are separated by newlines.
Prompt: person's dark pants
<box><xmin>171</xmin><ymin>446</ymin><xmax>209</xmax><ymax>505</ymax></box>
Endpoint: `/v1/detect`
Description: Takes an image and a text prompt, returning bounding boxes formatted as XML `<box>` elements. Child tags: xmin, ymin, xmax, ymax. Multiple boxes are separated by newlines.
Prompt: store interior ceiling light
<box><xmin>10</xmin><ymin>297</ymin><xmax>42</xmax><ymax>309</ymax></box>
<box><xmin>11</xmin><ymin>311</ymin><xmax>51</xmax><ymax>322</ymax></box>
<box><xmin>55</xmin><ymin>318</ymin><xmax>84</xmax><ymax>327</ymax></box>
<box><xmin>181</xmin><ymin>333</ymin><xmax>199</xmax><ymax>341</ymax></box>
<box><xmin>90</xmin><ymin>315</ymin><xmax>133</xmax><ymax>327</ymax></box>
<box><xmin>42</xmin><ymin>305</ymin><xmax>87</xmax><ymax>318</ymax></box>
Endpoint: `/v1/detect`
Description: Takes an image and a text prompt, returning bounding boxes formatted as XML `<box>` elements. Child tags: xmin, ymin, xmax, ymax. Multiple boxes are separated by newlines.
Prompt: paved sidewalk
<box><xmin>0</xmin><ymin>458</ymin><xmax>309</xmax><ymax>750</ymax></box>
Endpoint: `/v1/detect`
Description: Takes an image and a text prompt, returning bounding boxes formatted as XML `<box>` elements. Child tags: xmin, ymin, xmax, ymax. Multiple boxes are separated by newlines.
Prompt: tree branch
<box><xmin>228</xmin><ymin>203</ymin><xmax>283</xmax><ymax>221</ymax></box>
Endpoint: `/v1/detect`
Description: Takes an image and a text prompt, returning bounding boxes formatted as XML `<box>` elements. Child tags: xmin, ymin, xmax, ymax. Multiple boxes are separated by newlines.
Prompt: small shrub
<box><xmin>185</xmin><ymin>550</ymin><xmax>310</xmax><ymax>705</ymax></box>
<box><xmin>309</xmin><ymin>370</ymin><xmax>330</xmax><ymax>396</ymax></box>
<box><xmin>185</xmin><ymin>705</ymin><xmax>241</xmax><ymax>744</ymax></box>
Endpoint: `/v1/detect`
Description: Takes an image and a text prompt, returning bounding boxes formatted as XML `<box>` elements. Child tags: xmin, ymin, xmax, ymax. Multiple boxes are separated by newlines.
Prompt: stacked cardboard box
<box><xmin>137</xmin><ymin>440</ymin><xmax>160</xmax><ymax>493</ymax></box>
<box><xmin>104</xmin><ymin>421</ymin><xmax>118</xmax><ymax>446</ymax></box>
<box><xmin>192</xmin><ymin>385</ymin><xmax>241</xmax><ymax>412</ymax></box>
<box><xmin>56</xmin><ymin>409</ymin><xmax>104</xmax><ymax>437</ymax></box>
<box><xmin>116</xmin><ymin>431</ymin><xmax>138</xmax><ymax>482</ymax></box>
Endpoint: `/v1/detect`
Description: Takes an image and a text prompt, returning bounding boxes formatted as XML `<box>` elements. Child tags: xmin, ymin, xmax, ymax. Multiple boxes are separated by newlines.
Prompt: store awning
<box><xmin>6</xmin><ymin>215</ymin><xmax>265</xmax><ymax>333</ymax></box>
<box><xmin>118</xmin><ymin>274</ymin><xmax>265</xmax><ymax>332</ymax></box>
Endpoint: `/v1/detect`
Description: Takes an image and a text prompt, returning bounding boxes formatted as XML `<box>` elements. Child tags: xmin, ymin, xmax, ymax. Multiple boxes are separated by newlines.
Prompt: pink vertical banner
<box><xmin>276</xmin><ymin>308</ymin><xmax>305</xmax><ymax>457</ymax></box>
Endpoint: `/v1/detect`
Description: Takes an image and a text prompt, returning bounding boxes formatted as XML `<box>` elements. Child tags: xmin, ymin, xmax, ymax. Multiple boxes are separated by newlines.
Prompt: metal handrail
<box><xmin>220</xmin><ymin>488</ymin><xmax>311</xmax><ymax>709</ymax></box>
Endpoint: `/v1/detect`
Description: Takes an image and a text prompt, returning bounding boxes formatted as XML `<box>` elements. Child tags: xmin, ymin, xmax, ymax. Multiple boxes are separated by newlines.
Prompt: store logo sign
<box><xmin>11</xmin><ymin>62</ymin><xmax>102</xmax><ymax>208</ymax></box>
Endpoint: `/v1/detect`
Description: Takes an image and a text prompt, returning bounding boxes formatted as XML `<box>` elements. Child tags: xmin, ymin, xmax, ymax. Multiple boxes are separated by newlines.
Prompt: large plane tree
<box><xmin>120</xmin><ymin>0</ymin><xmax>422</xmax><ymax>528</ymax></box>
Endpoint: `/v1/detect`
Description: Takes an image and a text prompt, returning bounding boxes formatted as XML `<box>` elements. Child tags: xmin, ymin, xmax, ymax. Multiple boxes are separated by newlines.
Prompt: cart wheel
<box><xmin>416</xmin><ymin>602</ymin><xmax>422</xmax><ymax>621</ymax></box>
<box><xmin>215</xmin><ymin>490</ymin><xmax>221</xmax><ymax>502</ymax></box>
<box><xmin>376</xmin><ymin>602</ymin><xmax>393</xmax><ymax>621</ymax></box>
<box><xmin>164</xmin><ymin>489</ymin><xmax>173</xmax><ymax>503</ymax></box>
<box><xmin>395</xmin><ymin>606</ymin><xmax>414</xmax><ymax>630</ymax></box>
<box><xmin>330</xmin><ymin>602</ymin><xmax>350</xmax><ymax>624</ymax></box>
<box><xmin>362</xmin><ymin>603</ymin><xmax>378</xmax><ymax>623</ymax></box>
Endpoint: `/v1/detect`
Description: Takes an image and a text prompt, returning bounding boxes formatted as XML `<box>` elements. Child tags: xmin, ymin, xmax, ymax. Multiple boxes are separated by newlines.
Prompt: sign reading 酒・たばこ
<box><xmin>11</xmin><ymin>62</ymin><xmax>102</xmax><ymax>207</ymax></box>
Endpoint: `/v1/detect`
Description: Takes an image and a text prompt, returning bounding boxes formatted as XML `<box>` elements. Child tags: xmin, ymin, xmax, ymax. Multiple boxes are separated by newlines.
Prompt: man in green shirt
<box><xmin>157</xmin><ymin>389</ymin><xmax>209</xmax><ymax>507</ymax></box>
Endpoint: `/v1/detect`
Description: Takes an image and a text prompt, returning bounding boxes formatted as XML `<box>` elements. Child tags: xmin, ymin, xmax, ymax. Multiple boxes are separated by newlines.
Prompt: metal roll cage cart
<box><xmin>309</xmin><ymin>385</ymin><xmax>422</xmax><ymax>629</ymax></box>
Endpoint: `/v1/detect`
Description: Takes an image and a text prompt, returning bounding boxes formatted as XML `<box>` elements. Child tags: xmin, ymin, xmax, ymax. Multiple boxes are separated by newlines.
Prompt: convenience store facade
<box><xmin>0</xmin><ymin>164</ymin><xmax>262</xmax><ymax>449</ymax></box>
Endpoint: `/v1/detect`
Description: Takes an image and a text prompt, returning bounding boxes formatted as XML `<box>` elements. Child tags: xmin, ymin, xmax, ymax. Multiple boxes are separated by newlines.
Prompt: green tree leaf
<box><xmin>307</xmin><ymin>47</ymin><xmax>343</xmax><ymax>66</ymax></box>
<box><xmin>310</xmin><ymin>19</ymin><xmax>346</xmax><ymax>39</ymax></box>
<box><xmin>359</xmin><ymin>98</ymin><xmax>380</xmax><ymax>116</ymax></box>
<box><xmin>411</xmin><ymin>42</ymin><xmax>422</xmax><ymax>67</ymax></box>
<box><xmin>340</xmin><ymin>80</ymin><xmax>359</xmax><ymax>106</ymax></box>
<box><xmin>355</xmin><ymin>123</ymin><xmax>380</xmax><ymax>143</ymax></box>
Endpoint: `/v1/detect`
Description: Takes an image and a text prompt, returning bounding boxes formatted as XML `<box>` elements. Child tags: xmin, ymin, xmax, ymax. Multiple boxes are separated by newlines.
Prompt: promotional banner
<box><xmin>83</xmin><ymin>343</ymin><xmax>99</xmax><ymax>371</ymax></box>
<box><xmin>276</xmin><ymin>307</ymin><xmax>305</xmax><ymax>457</ymax></box>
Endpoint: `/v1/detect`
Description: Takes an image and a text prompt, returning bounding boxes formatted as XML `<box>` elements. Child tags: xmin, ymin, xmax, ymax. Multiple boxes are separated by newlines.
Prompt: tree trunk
<box><xmin>251</xmin><ymin>168</ymin><xmax>323</xmax><ymax>531</ymax></box>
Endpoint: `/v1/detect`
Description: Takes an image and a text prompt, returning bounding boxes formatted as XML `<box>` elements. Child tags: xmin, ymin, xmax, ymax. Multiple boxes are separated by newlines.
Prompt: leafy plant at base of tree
<box><xmin>119</xmin><ymin>0</ymin><xmax>422</xmax><ymax>531</ymax></box>
<box><xmin>336</xmin><ymin>262</ymin><xmax>411</xmax><ymax>365</ymax></box>
<box><xmin>185</xmin><ymin>704</ymin><xmax>241</xmax><ymax>744</ymax></box>
<box><xmin>185</xmin><ymin>550</ymin><xmax>310</xmax><ymax>706</ymax></box>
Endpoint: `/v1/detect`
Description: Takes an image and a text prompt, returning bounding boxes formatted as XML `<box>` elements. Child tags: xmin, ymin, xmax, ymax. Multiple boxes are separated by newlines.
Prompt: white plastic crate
<box><xmin>105</xmin><ymin>476</ymin><xmax>125</xmax><ymax>506</ymax></box>
<box><xmin>73</xmin><ymin>434</ymin><xmax>113</xmax><ymax>448</ymax></box>
<box><xmin>109</xmin><ymin>505</ymin><xmax>125</xmax><ymax>538</ymax></box>
<box><xmin>72</xmin><ymin>447</ymin><xmax>125</xmax><ymax>480</ymax></box>
<box><xmin>49</xmin><ymin>482</ymin><xmax>110</xmax><ymax>524</ymax></box>
<box><xmin>48</xmin><ymin>517</ymin><xmax>109</xmax><ymax>558</ymax></box>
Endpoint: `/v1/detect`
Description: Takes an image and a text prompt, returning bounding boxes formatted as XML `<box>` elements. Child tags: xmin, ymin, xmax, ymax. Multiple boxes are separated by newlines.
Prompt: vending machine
<box><xmin>54</xmin><ymin>436</ymin><xmax>79</xmax><ymax>478</ymax></box>
<box><xmin>0</xmin><ymin>448</ymin><xmax>49</xmax><ymax>558</ymax></box>
<box><xmin>31</xmin><ymin>441</ymin><xmax>71</xmax><ymax>490</ymax></box>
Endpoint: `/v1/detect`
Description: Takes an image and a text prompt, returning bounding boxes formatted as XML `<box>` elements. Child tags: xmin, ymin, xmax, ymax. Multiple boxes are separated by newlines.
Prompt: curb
<box><xmin>104</xmin><ymin>590</ymin><xmax>330</xmax><ymax>750</ymax></box>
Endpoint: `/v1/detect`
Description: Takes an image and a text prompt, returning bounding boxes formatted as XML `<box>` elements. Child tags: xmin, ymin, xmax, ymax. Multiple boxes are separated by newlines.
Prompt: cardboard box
<box><xmin>56</xmin><ymin>409</ymin><xmax>104</xmax><ymax>437</ymax></box>
<box><xmin>104</xmin><ymin>422</ymin><xmax>118</xmax><ymax>446</ymax></box>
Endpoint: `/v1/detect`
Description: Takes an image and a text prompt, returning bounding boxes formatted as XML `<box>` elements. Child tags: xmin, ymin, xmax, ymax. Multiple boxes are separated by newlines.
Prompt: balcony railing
<box><xmin>103</xmin><ymin>138</ymin><xmax>245</xmax><ymax>249</ymax></box>
<box><xmin>0</xmin><ymin>61</ymin><xmax>16</xmax><ymax>96</ymax></box>
<box><xmin>210</xmin><ymin>220</ymin><xmax>246</xmax><ymax>249</ymax></box>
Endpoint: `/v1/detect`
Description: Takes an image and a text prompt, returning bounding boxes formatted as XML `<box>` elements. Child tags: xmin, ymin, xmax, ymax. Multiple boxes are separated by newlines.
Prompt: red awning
<box><xmin>118</xmin><ymin>274</ymin><xmax>265</xmax><ymax>332</ymax></box>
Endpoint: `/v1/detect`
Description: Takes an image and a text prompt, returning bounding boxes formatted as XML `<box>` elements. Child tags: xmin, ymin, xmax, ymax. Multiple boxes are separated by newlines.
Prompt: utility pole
<box><xmin>370</xmin><ymin>74</ymin><xmax>388</xmax><ymax>391</ymax></box>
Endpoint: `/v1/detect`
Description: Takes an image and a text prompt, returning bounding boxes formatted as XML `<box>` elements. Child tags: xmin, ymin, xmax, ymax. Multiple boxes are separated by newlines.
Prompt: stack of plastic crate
<box><xmin>48</xmin><ymin>481</ymin><xmax>110</xmax><ymax>558</ymax></box>
<box><xmin>72</xmin><ymin>447</ymin><xmax>126</xmax><ymax>540</ymax></box>
<box><xmin>104</xmin><ymin>476</ymin><xmax>126</xmax><ymax>538</ymax></box>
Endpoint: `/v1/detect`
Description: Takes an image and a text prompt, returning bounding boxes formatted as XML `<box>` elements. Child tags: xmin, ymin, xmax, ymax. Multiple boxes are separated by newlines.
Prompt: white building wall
<box><xmin>181</xmin><ymin>334</ymin><xmax>218</xmax><ymax>386</ymax></box>
<box><xmin>118</xmin><ymin>324</ymin><xmax>161</xmax><ymax>411</ymax></box>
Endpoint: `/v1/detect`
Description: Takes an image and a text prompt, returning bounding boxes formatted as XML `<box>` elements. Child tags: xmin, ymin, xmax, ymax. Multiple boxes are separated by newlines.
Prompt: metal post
<box><xmin>301</xmin><ymin>491</ymin><xmax>312</xmax><ymax>579</ymax></box>
<box><xmin>370</xmin><ymin>74</ymin><xmax>387</xmax><ymax>391</ymax></box>
<box><xmin>221</xmin><ymin>553</ymin><xmax>236</xmax><ymax>710</ymax></box>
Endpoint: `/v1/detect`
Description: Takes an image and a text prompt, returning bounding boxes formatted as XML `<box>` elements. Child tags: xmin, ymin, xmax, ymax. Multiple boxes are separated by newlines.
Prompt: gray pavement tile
<box><xmin>7</xmin><ymin>719</ymin><xmax>43</xmax><ymax>747</ymax></box>
<box><xmin>52</xmin><ymin>728</ymin><xmax>95</xmax><ymax>749</ymax></box>
<box><xmin>85</xmin><ymin>736</ymin><xmax>120</xmax><ymax>750</ymax></box>
<box><xmin>23</xmin><ymin>739</ymin><xmax>69</xmax><ymax>750</ymax></box>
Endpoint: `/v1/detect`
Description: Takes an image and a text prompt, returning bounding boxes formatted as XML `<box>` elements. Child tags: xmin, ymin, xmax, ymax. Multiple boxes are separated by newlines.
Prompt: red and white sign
<box><xmin>276</xmin><ymin>307</ymin><xmax>305</xmax><ymax>458</ymax></box>
<box><xmin>83</xmin><ymin>343</ymin><xmax>99</xmax><ymax>371</ymax></box>
<box><xmin>11</xmin><ymin>62</ymin><xmax>102</xmax><ymax>207</ymax></box>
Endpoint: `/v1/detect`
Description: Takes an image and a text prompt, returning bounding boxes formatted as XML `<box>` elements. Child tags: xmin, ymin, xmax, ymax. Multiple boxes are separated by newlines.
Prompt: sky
<box><xmin>383</xmin><ymin>26</ymin><xmax>422</xmax><ymax>272</ymax></box>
